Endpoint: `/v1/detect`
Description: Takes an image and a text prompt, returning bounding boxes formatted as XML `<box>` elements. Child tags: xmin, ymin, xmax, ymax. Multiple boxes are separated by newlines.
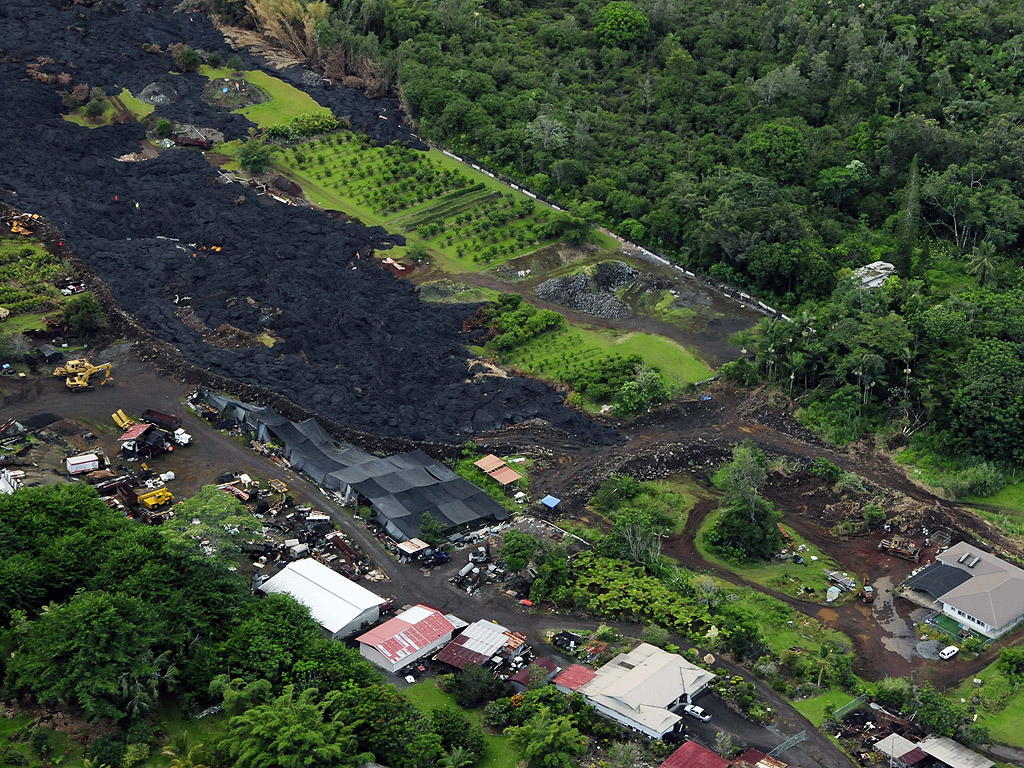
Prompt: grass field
<box><xmin>792</xmin><ymin>689</ymin><xmax>858</xmax><ymax>726</ymax></box>
<box><xmin>402</xmin><ymin>681</ymin><xmax>518</xmax><ymax>768</ymax></box>
<box><xmin>697</xmin><ymin>509</ymin><xmax>847</xmax><ymax>601</ymax></box>
<box><xmin>487</xmin><ymin>324</ymin><xmax>711</xmax><ymax>402</ymax></box>
<box><xmin>200</xmin><ymin>66</ymin><xmax>331</xmax><ymax>127</ymax></box>
<box><xmin>419</xmin><ymin>281</ymin><xmax>502</xmax><ymax>304</ymax></box>
<box><xmin>947</xmin><ymin>658</ymin><xmax>1024</xmax><ymax>749</ymax></box>
<box><xmin>267</xmin><ymin>134</ymin><xmax>559</xmax><ymax>272</ymax></box>
<box><xmin>64</xmin><ymin>87</ymin><xmax>152</xmax><ymax>127</ymax></box>
<box><xmin>591</xmin><ymin>473</ymin><xmax>712</xmax><ymax>535</ymax></box>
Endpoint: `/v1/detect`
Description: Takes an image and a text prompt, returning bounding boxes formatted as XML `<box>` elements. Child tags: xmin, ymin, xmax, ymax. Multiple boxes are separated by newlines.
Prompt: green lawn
<box><xmin>488</xmin><ymin>324</ymin><xmax>711</xmax><ymax>406</ymax></box>
<box><xmin>200</xmin><ymin>66</ymin><xmax>331</xmax><ymax>127</ymax></box>
<box><xmin>792</xmin><ymin>689</ymin><xmax>858</xmax><ymax>726</ymax></box>
<box><xmin>947</xmin><ymin>658</ymin><xmax>1024</xmax><ymax>749</ymax></box>
<box><xmin>697</xmin><ymin>509</ymin><xmax>848</xmax><ymax>601</ymax></box>
<box><xmin>402</xmin><ymin>681</ymin><xmax>519</xmax><ymax>768</ymax></box>
<box><xmin>719</xmin><ymin>584</ymin><xmax>851</xmax><ymax>656</ymax></box>
<box><xmin>968</xmin><ymin>481</ymin><xmax>1024</xmax><ymax>515</ymax></box>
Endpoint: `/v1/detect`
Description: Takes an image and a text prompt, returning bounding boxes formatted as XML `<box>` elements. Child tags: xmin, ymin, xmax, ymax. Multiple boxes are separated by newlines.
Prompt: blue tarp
<box><xmin>541</xmin><ymin>495</ymin><xmax>560</xmax><ymax>509</ymax></box>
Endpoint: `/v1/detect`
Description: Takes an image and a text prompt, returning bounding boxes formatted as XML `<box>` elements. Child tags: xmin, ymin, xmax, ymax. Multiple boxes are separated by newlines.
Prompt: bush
<box><xmin>862</xmin><ymin>503</ymin><xmax>886</xmax><ymax>529</ymax></box>
<box><xmin>155</xmin><ymin>119</ymin><xmax>174</xmax><ymax>138</ymax></box>
<box><xmin>226</xmin><ymin>55</ymin><xmax>245</xmax><ymax>72</ymax></box>
<box><xmin>207</xmin><ymin>52</ymin><xmax>222</xmax><ymax>68</ymax></box>
<box><xmin>85</xmin><ymin>98</ymin><xmax>106</xmax><ymax>118</ymax></box>
<box><xmin>810</xmin><ymin>458</ymin><xmax>843</xmax><ymax>483</ymax></box>
<box><xmin>63</xmin><ymin>291</ymin><xmax>106</xmax><ymax>336</ymax></box>
<box><xmin>237</xmin><ymin>139</ymin><xmax>272</xmax><ymax>174</ymax></box>
<box><xmin>173</xmin><ymin>44</ymin><xmax>201</xmax><ymax>72</ymax></box>
<box><xmin>436</xmin><ymin>673</ymin><xmax>457</xmax><ymax>693</ymax></box>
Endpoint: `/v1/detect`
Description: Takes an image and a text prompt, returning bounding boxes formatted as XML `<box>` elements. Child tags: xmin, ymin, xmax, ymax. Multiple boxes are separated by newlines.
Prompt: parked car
<box><xmin>683</xmin><ymin>704</ymin><xmax>711</xmax><ymax>722</ymax></box>
<box><xmin>421</xmin><ymin>552</ymin><xmax>452</xmax><ymax>568</ymax></box>
<box><xmin>939</xmin><ymin>645</ymin><xmax>960</xmax><ymax>660</ymax></box>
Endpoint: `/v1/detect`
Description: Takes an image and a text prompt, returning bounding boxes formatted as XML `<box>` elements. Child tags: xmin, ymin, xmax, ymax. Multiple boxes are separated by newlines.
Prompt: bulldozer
<box><xmin>64</xmin><ymin>362</ymin><xmax>113</xmax><ymax>390</ymax></box>
<box><xmin>878</xmin><ymin>536</ymin><xmax>921</xmax><ymax>562</ymax></box>
<box><xmin>53</xmin><ymin>358</ymin><xmax>97</xmax><ymax>377</ymax></box>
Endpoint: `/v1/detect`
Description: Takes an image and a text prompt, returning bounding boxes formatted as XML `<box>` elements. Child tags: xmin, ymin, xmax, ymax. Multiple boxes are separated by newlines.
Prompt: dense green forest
<box><xmin>0</xmin><ymin>484</ymin><xmax>491</xmax><ymax>768</ymax></box>
<box><xmin>224</xmin><ymin>0</ymin><xmax>1024</xmax><ymax>302</ymax></box>
<box><xmin>214</xmin><ymin>0</ymin><xmax>1024</xmax><ymax>478</ymax></box>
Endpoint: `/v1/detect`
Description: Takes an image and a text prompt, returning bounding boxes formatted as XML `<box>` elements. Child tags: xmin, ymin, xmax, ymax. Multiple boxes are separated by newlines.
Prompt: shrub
<box><xmin>226</xmin><ymin>55</ymin><xmax>245</xmax><ymax>72</ymax></box>
<box><xmin>173</xmin><ymin>44</ymin><xmax>201</xmax><ymax>72</ymax></box>
<box><xmin>155</xmin><ymin>119</ymin><xmax>174</xmax><ymax>138</ymax></box>
<box><xmin>810</xmin><ymin>458</ymin><xmax>843</xmax><ymax>483</ymax></box>
<box><xmin>207</xmin><ymin>52</ymin><xmax>222</xmax><ymax>68</ymax></box>
<box><xmin>85</xmin><ymin>98</ymin><xmax>106</xmax><ymax>118</ymax></box>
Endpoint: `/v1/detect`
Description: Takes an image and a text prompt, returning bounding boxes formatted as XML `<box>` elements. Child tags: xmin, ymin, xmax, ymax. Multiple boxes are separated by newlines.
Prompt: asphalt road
<box><xmin>0</xmin><ymin>343</ymin><xmax>852</xmax><ymax>768</ymax></box>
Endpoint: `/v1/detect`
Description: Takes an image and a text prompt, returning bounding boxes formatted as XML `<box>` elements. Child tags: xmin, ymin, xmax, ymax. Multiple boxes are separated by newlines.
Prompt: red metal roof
<box><xmin>552</xmin><ymin>664</ymin><xmax>597</xmax><ymax>691</ymax></box>
<box><xmin>899</xmin><ymin>748</ymin><xmax>929</xmax><ymax>766</ymax></box>
<box><xmin>510</xmin><ymin>657</ymin><xmax>559</xmax><ymax>686</ymax></box>
<box><xmin>660</xmin><ymin>741</ymin><xmax>733</xmax><ymax>768</ymax></box>
<box><xmin>118</xmin><ymin>423</ymin><xmax>152</xmax><ymax>441</ymax></box>
<box><xmin>356</xmin><ymin>605</ymin><xmax>456</xmax><ymax>664</ymax></box>
<box><xmin>735</xmin><ymin>749</ymin><xmax>786</xmax><ymax>768</ymax></box>
<box><xmin>436</xmin><ymin>634</ymin><xmax>484</xmax><ymax>669</ymax></box>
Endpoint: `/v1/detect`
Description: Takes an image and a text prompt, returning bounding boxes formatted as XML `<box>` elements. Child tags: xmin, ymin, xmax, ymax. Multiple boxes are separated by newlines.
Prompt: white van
<box><xmin>939</xmin><ymin>645</ymin><xmax>960</xmax><ymax>660</ymax></box>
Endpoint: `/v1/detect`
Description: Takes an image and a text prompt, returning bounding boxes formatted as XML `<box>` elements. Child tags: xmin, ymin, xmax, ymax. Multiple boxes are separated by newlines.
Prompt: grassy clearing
<box><xmin>946</xmin><ymin>659</ymin><xmax>1024</xmax><ymax>749</ymax></box>
<box><xmin>591</xmin><ymin>473</ymin><xmax>712</xmax><ymax>535</ymax></box>
<box><xmin>792</xmin><ymin>689</ymin><xmax>858</xmax><ymax>726</ymax></box>
<box><xmin>418</xmin><ymin>280</ymin><xmax>502</xmax><ymax>304</ymax></box>
<box><xmin>64</xmin><ymin>88</ymin><xmax>152</xmax><ymax>127</ymax></box>
<box><xmin>200</xmin><ymin>66</ymin><xmax>331</xmax><ymax>127</ymax></box>
<box><xmin>0</xmin><ymin>712</ymin><xmax>88</xmax><ymax>767</ymax></box>
<box><xmin>484</xmin><ymin>324</ymin><xmax>710</xmax><ymax>406</ymax></box>
<box><xmin>266</xmin><ymin>134</ymin><xmax>557</xmax><ymax>272</ymax></box>
<box><xmin>617</xmin><ymin>284</ymin><xmax>697</xmax><ymax>327</ymax></box>
<box><xmin>697</xmin><ymin>509</ymin><xmax>848</xmax><ymax>601</ymax></box>
<box><xmin>968</xmin><ymin>481</ymin><xmax>1024</xmax><ymax>515</ymax></box>
<box><xmin>403</xmin><ymin>681</ymin><xmax>518</xmax><ymax>768</ymax></box>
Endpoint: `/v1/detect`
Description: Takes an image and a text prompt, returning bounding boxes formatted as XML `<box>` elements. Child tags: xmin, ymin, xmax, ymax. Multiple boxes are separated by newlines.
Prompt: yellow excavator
<box><xmin>53</xmin><ymin>358</ymin><xmax>97</xmax><ymax>377</ymax></box>
<box><xmin>56</xmin><ymin>360</ymin><xmax>113</xmax><ymax>390</ymax></box>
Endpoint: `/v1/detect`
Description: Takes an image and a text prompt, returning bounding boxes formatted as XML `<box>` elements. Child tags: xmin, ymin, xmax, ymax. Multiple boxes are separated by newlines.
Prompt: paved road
<box><xmin>0</xmin><ymin>344</ymin><xmax>851</xmax><ymax>768</ymax></box>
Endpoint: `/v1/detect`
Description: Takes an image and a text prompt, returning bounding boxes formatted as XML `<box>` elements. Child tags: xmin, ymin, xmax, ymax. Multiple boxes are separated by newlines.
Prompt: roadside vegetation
<box><xmin>944</xmin><ymin>648</ymin><xmax>1024</xmax><ymax>749</ymax></box>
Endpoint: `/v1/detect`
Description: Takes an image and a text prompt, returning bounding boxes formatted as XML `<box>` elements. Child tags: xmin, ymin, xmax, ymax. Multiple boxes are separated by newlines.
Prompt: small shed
<box><xmin>510</xmin><ymin>657</ymin><xmax>561</xmax><ymax>692</ymax></box>
<box><xmin>541</xmin><ymin>495</ymin><xmax>560</xmax><ymax>510</ymax></box>
<box><xmin>474</xmin><ymin>454</ymin><xmax>506</xmax><ymax>473</ymax></box>
<box><xmin>37</xmin><ymin>344</ymin><xmax>64</xmax><ymax>364</ymax></box>
<box><xmin>826</xmin><ymin>586</ymin><xmax>841</xmax><ymax>603</ymax></box>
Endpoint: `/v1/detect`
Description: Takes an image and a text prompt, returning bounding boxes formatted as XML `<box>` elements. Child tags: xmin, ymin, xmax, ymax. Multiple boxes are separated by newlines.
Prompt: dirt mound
<box><xmin>534</xmin><ymin>260</ymin><xmax>637</xmax><ymax>319</ymax></box>
<box><xmin>0</xmin><ymin>0</ymin><xmax>619</xmax><ymax>446</ymax></box>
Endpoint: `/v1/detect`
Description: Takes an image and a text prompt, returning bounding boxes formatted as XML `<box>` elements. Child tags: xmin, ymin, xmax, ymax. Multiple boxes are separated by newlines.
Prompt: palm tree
<box><xmin>816</xmin><ymin>642</ymin><xmax>837</xmax><ymax>688</ymax></box>
<box><xmin>162</xmin><ymin>731</ymin><xmax>208</xmax><ymax>768</ymax></box>
<box><xmin>440</xmin><ymin>746</ymin><xmax>475</xmax><ymax>768</ymax></box>
<box><xmin>968</xmin><ymin>241</ymin><xmax>998</xmax><ymax>287</ymax></box>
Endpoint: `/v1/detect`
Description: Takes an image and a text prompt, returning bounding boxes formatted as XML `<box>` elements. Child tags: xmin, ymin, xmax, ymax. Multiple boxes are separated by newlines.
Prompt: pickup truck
<box><xmin>421</xmin><ymin>552</ymin><xmax>452</xmax><ymax>568</ymax></box>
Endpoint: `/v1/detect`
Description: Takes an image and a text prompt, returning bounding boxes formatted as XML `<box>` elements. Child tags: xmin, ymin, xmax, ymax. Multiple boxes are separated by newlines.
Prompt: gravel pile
<box><xmin>0</xmin><ymin>0</ymin><xmax>618</xmax><ymax>446</ymax></box>
<box><xmin>534</xmin><ymin>261</ymin><xmax>638</xmax><ymax>319</ymax></box>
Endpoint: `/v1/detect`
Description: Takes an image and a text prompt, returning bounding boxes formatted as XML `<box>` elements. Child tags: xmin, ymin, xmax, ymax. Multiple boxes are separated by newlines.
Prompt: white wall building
<box><xmin>259</xmin><ymin>558</ymin><xmax>387</xmax><ymax>639</ymax></box>
<box><xmin>577</xmin><ymin>643</ymin><xmax>716</xmax><ymax>739</ymax></box>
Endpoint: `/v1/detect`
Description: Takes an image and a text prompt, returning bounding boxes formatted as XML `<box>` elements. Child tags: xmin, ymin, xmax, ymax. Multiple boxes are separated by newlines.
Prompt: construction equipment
<box><xmin>112</xmin><ymin>409</ymin><xmax>135</xmax><ymax>429</ymax></box>
<box><xmin>878</xmin><ymin>536</ymin><xmax>921</xmax><ymax>562</ymax></box>
<box><xmin>269</xmin><ymin>479</ymin><xmax>288</xmax><ymax>495</ymax></box>
<box><xmin>65</xmin><ymin>362</ymin><xmax>113</xmax><ymax>390</ymax></box>
<box><xmin>54</xmin><ymin>358</ymin><xmax>96</xmax><ymax>376</ymax></box>
<box><xmin>7</xmin><ymin>212</ymin><xmax>40</xmax><ymax>236</ymax></box>
<box><xmin>137</xmin><ymin>487</ymin><xmax>174</xmax><ymax>509</ymax></box>
<box><xmin>859</xmin><ymin>584</ymin><xmax>876</xmax><ymax>603</ymax></box>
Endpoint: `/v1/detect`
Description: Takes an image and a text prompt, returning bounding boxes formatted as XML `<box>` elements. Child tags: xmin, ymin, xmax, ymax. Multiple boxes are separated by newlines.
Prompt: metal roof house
<box><xmin>903</xmin><ymin>541</ymin><xmax>1024</xmax><ymax>639</ymax></box>
<box><xmin>435</xmin><ymin>619</ymin><xmax>527</xmax><ymax>670</ymax></box>
<box><xmin>356</xmin><ymin>604</ymin><xmax>466</xmax><ymax>674</ymax></box>
<box><xmin>259</xmin><ymin>558</ymin><xmax>387</xmax><ymax>639</ymax></box>
<box><xmin>576</xmin><ymin>643</ymin><xmax>716</xmax><ymax>739</ymax></box>
<box><xmin>659</xmin><ymin>741</ymin><xmax>732</xmax><ymax>768</ymax></box>
<box><xmin>873</xmin><ymin>734</ymin><xmax>994</xmax><ymax>768</ymax></box>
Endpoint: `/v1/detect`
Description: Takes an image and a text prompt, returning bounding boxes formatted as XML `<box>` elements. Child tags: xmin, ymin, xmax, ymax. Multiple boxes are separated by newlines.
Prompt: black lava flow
<box><xmin>0</xmin><ymin>0</ymin><xmax>620</xmax><ymax>445</ymax></box>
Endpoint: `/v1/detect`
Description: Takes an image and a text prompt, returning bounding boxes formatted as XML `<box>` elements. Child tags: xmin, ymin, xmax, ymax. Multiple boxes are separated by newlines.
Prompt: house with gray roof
<box><xmin>576</xmin><ymin>643</ymin><xmax>716</xmax><ymax>739</ymax></box>
<box><xmin>902</xmin><ymin>541</ymin><xmax>1024</xmax><ymax>639</ymax></box>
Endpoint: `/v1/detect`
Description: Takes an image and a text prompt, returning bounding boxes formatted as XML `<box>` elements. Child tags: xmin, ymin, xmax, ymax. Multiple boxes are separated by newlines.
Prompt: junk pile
<box><xmin>0</xmin><ymin>0</ymin><xmax>620</xmax><ymax>446</ymax></box>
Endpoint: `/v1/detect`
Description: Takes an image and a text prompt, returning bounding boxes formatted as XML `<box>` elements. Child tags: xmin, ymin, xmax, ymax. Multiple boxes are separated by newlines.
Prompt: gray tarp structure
<box><xmin>203</xmin><ymin>391</ymin><xmax>509</xmax><ymax>541</ymax></box>
<box><xmin>904</xmin><ymin>562</ymin><xmax>974</xmax><ymax>600</ymax></box>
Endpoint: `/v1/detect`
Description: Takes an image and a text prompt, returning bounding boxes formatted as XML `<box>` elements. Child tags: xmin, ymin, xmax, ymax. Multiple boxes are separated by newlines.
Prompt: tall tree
<box><xmin>894</xmin><ymin>155</ymin><xmax>920</xmax><ymax>275</ymax></box>
<box><xmin>505</xmin><ymin>707</ymin><xmax>587</xmax><ymax>768</ymax></box>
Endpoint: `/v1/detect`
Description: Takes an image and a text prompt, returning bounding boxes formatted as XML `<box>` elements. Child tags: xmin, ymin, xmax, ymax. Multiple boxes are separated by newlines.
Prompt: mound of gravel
<box><xmin>0</xmin><ymin>0</ymin><xmax>618</xmax><ymax>446</ymax></box>
<box><xmin>916</xmin><ymin>639</ymin><xmax>945</xmax><ymax>659</ymax></box>
<box><xmin>534</xmin><ymin>261</ymin><xmax>638</xmax><ymax>319</ymax></box>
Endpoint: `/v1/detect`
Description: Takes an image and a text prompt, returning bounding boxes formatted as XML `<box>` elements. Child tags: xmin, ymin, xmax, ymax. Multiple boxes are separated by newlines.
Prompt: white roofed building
<box><xmin>577</xmin><ymin>643</ymin><xmax>716</xmax><ymax>739</ymax></box>
<box><xmin>357</xmin><ymin>605</ymin><xmax>466</xmax><ymax>673</ymax></box>
<box><xmin>259</xmin><ymin>558</ymin><xmax>387</xmax><ymax>639</ymax></box>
